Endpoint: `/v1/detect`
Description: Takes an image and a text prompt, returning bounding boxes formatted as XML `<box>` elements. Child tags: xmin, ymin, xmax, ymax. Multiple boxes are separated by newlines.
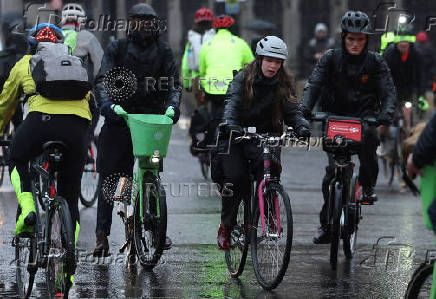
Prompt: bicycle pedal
<box><xmin>119</xmin><ymin>241</ymin><xmax>129</xmax><ymax>253</ymax></box>
<box><xmin>360</xmin><ymin>200</ymin><xmax>374</xmax><ymax>206</ymax></box>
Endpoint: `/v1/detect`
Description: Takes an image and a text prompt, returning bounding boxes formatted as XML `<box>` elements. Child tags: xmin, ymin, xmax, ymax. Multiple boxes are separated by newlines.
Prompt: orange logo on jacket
<box><xmin>361</xmin><ymin>74</ymin><xmax>369</xmax><ymax>84</ymax></box>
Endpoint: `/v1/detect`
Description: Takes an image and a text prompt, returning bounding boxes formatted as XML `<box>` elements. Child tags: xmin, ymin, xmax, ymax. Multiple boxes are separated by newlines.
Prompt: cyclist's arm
<box><xmin>413</xmin><ymin>111</ymin><xmax>436</xmax><ymax>169</ymax></box>
<box><xmin>94</xmin><ymin>40</ymin><xmax>119</xmax><ymax>107</ymax></box>
<box><xmin>240</xmin><ymin>39</ymin><xmax>254</xmax><ymax>66</ymax></box>
<box><xmin>374</xmin><ymin>54</ymin><xmax>396</xmax><ymax>121</ymax></box>
<box><xmin>283</xmin><ymin>100</ymin><xmax>310</xmax><ymax>131</ymax></box>
<box><xmin>414</xmin><ymin>48</ymin><xmax>426</xmax><ymax>97</ymax></box>
<box><xmin>161</xmin><ymin>43</ymin><xmax>181</xmax><ymax>109</ymax></box>
<box><xmin>223</xmin><ymin>72</ymin><xmax>244</xmax><ymax>126</ymax></box>
<box><xmin>86</xmin><ymin>33</ymin><xmax>104</xmax><ymax>78</ymax></box>
<box><xmin>181</xmin><ymin>42</ymin><xmax>191</xmax><ymax>89</ymax></box>
<box><xmin>300</xmin><ymin>49</ymin><xmax>333</xmax><ymax>116</ymax></box>
<box><xmin>198</xmin><ymin>44</ymin><xmax>207</xmax><ymax>80</ymax></box>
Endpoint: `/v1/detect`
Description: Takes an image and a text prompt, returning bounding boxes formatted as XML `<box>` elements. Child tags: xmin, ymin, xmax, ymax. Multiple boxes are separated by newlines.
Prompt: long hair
<box><xmin>242</xmin><ymin>56</ymin><xmax>298</xmax><ymax>127</ymax></box>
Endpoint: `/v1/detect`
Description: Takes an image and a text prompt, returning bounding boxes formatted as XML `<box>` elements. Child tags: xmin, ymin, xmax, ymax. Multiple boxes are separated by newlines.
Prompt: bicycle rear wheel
<box><xmin>251</xmin><ymin>182</ymin><xmax>293</xmax><ymax>290</ymax></box>
<box><xmin>79</xmin><ymin>140</ymin><xmax>99</xmax><ymax>207</ymax></box>
<box><xmin>225</xmin><ymin>197</ymin><xmax>249</xmax><ymax>278</ymax></box>
<box><xmin>15</xmin><ymin>232</ymin><xmax>37</xmax><ymax>298</ymax></box>
<box><xmin>330</xmin><ymin>182</ymin><xmax>342</xmax><ymax>270</ymax></box>
<box><xmin>343</xmin><ymin>175</ymin><xmax>360</xmax><ymax>259</ymax></box>
<box><xmin>134</xmin><ymin>173</ymin><xmax>167</xmax><ymax>270</ymax></box>
<box><xmin>405</xmin><ymin>261</ymin><xmax>435</xmax><ymax>299</ymax></box>
<box><xmin>45</xmin><ymin>196</ymin><xmax>75</xmax><ymax>298</ymax></box>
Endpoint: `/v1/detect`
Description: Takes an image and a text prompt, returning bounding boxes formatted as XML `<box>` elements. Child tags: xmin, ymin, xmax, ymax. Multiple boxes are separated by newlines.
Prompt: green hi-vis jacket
<box><xmin>0</xmin><ymin>55</ymin><xmax>91</xmax><ymax>134</ymax></box>
<box><xmin>199</xmin><ymin>29</ymin><xmax>254</xmax><ymax>95</ymax></box>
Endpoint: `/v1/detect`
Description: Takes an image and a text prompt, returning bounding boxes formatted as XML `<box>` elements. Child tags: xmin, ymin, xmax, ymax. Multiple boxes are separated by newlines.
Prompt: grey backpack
<box><xmin>30</xmin><ymin>42</ymin><xmax>91</xmax><ymax>100</ymax></box>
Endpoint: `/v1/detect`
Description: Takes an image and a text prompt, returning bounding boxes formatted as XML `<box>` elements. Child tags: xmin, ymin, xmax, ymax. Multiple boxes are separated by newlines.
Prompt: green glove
<box><xmin>113</xmin><ymin>104</ymin><xmax>128</xmax><ymax>116</ymax></box>
<box><xmin>165</xmin><ymin>106</ymin><xmax>175</xmax><ymax>118</ymax></box>
<box><xmin>418</xmin><ymin>96</ymin><xmax>429</xmax><ymax>111</ymax></box>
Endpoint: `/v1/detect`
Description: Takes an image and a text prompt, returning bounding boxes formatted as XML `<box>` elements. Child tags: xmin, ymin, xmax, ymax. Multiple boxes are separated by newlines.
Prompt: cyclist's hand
<box><xmin>296</xmin><ymin>126</ymin><xmax>311</xmax><ymax>138</ymax></box>
<box><xmin>113</xmin><ymin>104</ymin><xmax>127</xmax><ymax>116</ymax></box>
<box><xmin>100</xmin><ymin>101</ymin><xmax>121</xmax><ymax>120</ymax></box>
<box><xmin>165</xmin><ymin>105</ymin><xmax>180</xmax><ymax>123</ymax></box>
<box><xmin>418</xmin><ymin>96</ymin><xmax>429</xmax><ymax>111</ymax></box>
<box><xmin>407</xmin><ymin>153</ymin><xmax>424</xmax><ymax>179</ymax></box>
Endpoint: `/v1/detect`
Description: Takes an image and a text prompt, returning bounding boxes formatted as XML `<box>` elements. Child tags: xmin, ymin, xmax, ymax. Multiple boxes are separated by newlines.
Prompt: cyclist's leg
<box><xmin>358</xmin><ymin>126</ymin><xmax>379</xmax><ymax>201</ymax></box>
<box><xmin>9</xmin><ymin>113</ymin><xmax>46</xmax><ymax>235</ymax></box>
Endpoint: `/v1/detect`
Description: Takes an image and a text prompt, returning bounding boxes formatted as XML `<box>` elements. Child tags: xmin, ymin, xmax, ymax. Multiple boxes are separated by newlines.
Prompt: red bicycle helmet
<box><xmin>213</xmin><ymin>15</ymin><xmax>234</xmax><ymax>29</ymax></box>
<box><xmin>195</xmin><ymin>8</ymin><xmax>214</xmax><ymax>23</ymax></box>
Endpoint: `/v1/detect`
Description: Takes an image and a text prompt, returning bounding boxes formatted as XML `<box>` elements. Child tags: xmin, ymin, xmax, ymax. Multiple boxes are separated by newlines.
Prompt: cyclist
<box><xmin>301</xmin><ymin>11</ymin><xmax>396</xmax><ymax>244</ymax></box>
<box><xmin>216</xmin><ymin>36</ymin><xmax>310</xmax><ymax>250</ymax></box>
<box><xmin>93</xmin><ymin>3</ymin><xmax>181</xmax><ymax>257</ymax></box>
<box><xmin>0</xmin><ymin>23</ymin><xmax>90</xmax><ymax>278</ymax></box>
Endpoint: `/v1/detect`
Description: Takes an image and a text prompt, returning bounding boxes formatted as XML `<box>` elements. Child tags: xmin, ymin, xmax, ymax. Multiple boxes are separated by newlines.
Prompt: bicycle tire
<box><xmin>0</xmin><ymin>162</ymin><xmax>4</xmax><ymax>188</ymax></box>
<box><xmin>198</xmin><ymin>153</ymin><xmax>210</xmax><ymax>180</ymax></box>
<box><xmin>45</xmin><ymin>196</ymin><xmax>75</xmax><ymax>299</ymax></box>
<box><xmin>251</xmin><ymin>182</ymin><xmax>293</xmax><ymax>290</ymax></box>
<box><xmin>405</xmin><ymin>261</ymin><xmax>435</xmax><ymax>299</ymax></box>
<box><xmin>79</xmin><ymin>140</ymin><xmax>99</xmax><ymax>207</ymax></box>
<box><xmin>225</xmin><ymin>197</ymin><xmax>249</xmax><ymax>278</ymax></box>
<box><xmin>330</xmin><ymin>182</ymin><xmax>342</xmax><ymax>270</ymax></box>
<box><xmin>343</xmin><ymin>175</ymin><xmax>360</xmax><ymax>259</ymax></box>
<box><xmin>15</xmin><ymin>208</ymin><xmax>37</xmax><ymax>299</ymax></box>
<box><xmin>134</xmin><ymin>173</ymin><xmax>167</xmax><ymax>270</ymax></box>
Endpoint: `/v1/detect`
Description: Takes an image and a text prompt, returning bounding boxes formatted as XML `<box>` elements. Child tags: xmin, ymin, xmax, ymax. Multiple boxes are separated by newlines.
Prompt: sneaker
<box><xmin>217</xmin><ymin>224</ymin><xmax>231</xmax><ymax>250</ymax></box>
<box><xmin>361</xmin><ymin>186</ymin><xmax>378</xmax><ymax>205</ymax></box>
<box><xmin>93</xmin><ymin>231</ymin><xmax>109</xmax><ymax>257</ymax></box>
<box><xmin>313</xmin><ymin>226</ymin><xmax>331</xmax><ymax>244</ymax></box>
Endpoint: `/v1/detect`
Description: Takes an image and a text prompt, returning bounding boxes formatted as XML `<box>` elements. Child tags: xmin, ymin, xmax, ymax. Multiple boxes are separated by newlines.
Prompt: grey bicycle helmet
<box><xmin>128</xmin><ymin>3</ymin><xmax>157</xmax><ymax>18</ymax></box>
<box><xmin>341</xmin><ymin>11</ymin><xmax>371</xmax><ymax>34</ymax></box>
<box><xmin>255</xmin><ymin>36</ymin><xmax>288</xmax><ymax>60</ymax></box>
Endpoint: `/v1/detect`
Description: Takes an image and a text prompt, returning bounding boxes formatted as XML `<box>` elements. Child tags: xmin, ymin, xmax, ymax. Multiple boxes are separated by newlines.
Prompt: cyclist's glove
<box><xmin>418</xmin><ymin>96</ymin><xmax>429</xmax><ymax>111</ymax></box>
<box><xmin>296</xmin><ymin>126</ymin><xmax>311</xmax><ymax>138</ymax></box>
<box><xmin>100</xmin><ymin>101</ymin><xmax>120</xmax><ymax>121</ymax></box>
<box><xmin>376</xmin><ymin>112</ymin><xmax>392</xmax><ymax>126</ymax></box>
<box><xmin>165</xmin><ymin>105</ymin><xmax>180</xmax><ymax>124</ymax></box>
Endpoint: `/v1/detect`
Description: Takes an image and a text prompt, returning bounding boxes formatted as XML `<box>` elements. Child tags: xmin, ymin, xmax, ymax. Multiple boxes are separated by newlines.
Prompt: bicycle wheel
<box><xmin>45</xmin><ymin>196</ymin><xmax>75</xmax><ymax>298</ymax></box>
<box><xmin>330</xmin><ymin>182</ymin><xmax>342</xmax><ymax>270</ymax></box>
<box><xmin>15</xmin><ymin>208</ymin><xmax>37</xmax><ymax>299</ymax></box>
<box><xmin>225</xmin><ymin>197</ymin><xmax>249</xmax><ymax>278</ymax></box>
<box><xmin>251</xmin><ymin>182</ymin><xmax>293</xmax><ymax>290</ymax></box>
<box><xmin>199</xmin><ymin>153</ymin><xmax>210</xmax><ymax>180</ymax></box>
<box><xmin>405</xmin><ymin>261</ymin><xmax>434</xmax><ymax>299</ymax></box>
<box><xmin>79</xmin><ymin>140</ymin><xmax>99</xmax><ymax>207</ymax></box>
<box><xmin>343</xmin><ymin>175</ymin><xmax>360</xmax><ymax>259</ymax></box>
<box><xmin>134</xmin><ymin>173</ymin><xmax>167</xmax><ymax>270</ymax></box>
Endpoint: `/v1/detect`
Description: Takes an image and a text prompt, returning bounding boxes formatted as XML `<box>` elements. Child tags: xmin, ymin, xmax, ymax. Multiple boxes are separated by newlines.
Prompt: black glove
<box><xmin>377</xmin><ymin>112</ymin><xmax>392</xmax><ymax>126</ymax></box>
<box><xmin>100</xmin><ymin>101</ymin><xmax>120</xmax><ymax>121</ymax></box>
<box><xmin>296</xmin><ymin>126</ymin><xmax>311</xmax><ymax>138</ymax></box>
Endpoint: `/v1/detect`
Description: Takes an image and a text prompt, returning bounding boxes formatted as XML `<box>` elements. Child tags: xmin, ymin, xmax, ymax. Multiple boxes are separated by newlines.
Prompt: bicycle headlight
<box><xmin>151</xmin><ymin>150</ymin><xmax>160</xmax><ymax>163</ymax></box>
<box><xmin>334</xmin><ymin>136</ymin><xmax>343</xmax><ymax>146</ymax></box>
<box><xmin>404</xmin><ymin>101</ymin><xmax>412</xmax><ymax>109</ymax></box>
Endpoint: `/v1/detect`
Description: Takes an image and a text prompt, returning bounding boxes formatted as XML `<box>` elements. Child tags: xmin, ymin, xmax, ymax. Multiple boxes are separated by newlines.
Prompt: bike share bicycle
<box><xmin>224</xmin><ymin>126</ymin><xmax>306</xmax><ymax>290</ymax></box>
<box><xmin>2</xmin><ymin>139</ymin><xmax>76</xmax><ymax>298</ymax></box>
<box><xmin>312</xmin><ymin>112</ymin><xmax>377</xmax><ymax>270</ymax></box>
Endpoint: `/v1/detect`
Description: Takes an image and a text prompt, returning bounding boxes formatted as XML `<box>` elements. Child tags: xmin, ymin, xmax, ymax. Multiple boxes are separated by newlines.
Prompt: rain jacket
<box><xmin>199</xmin><ymin>29</ymin><xmax>254</xmax><ymax>95</ymax></box>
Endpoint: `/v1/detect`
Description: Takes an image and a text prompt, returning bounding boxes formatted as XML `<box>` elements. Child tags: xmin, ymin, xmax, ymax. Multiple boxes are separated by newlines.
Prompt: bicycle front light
<box><xmin>151</xmin><ymin>150</ymin><xmax>160</xmax><ymax>164</ymax></box>
<box><xmin>404</xmin><ymin>101</ymin><xmax>412</xmax><ymax>109</ymax></box>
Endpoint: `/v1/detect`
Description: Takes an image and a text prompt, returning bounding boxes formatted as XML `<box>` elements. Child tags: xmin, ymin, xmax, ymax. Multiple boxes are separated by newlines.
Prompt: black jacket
<box><xmin>94</xmin><ymin>36</ymin><xmax>181</xmax><ymax>116</ymax></box>
<box><xmin>415</xmin><ymin>42</ymin><xmax>435</xmax><ymax>91</ymax></box>
<box><xmin>413</xmin><ymin>111</ymin><xmax>436</xmax><ymax>169</ymax></box>
<box><xmin>223</xmin><ymin>70</ymin><xmax>309</xmax><ymax>134</ymax></box>
<box><xmin>301</xmin><ymin>49</ymin><xmax>396</xmax><ymax>121</ymax></box>
<box><xmin>383</xmin><ymin>43</ymin><xmax>425</xmax><ymax>101</ymax></box>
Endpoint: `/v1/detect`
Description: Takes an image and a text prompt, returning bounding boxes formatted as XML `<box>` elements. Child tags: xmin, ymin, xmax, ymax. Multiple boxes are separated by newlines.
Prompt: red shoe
<box><xmin>217</xmin><ymin>224</ymin><xmax>231</xmax><ymax>251</ymax></box>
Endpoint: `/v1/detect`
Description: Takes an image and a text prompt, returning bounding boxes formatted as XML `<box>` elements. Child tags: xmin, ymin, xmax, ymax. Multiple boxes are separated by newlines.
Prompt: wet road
<box><xmin>0</xmin><ymin>122</ymin><xmax>434</xmax><ymax>298</ymax></box>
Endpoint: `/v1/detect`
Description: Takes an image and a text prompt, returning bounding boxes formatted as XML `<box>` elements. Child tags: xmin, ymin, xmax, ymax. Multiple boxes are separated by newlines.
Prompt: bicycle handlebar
<box><xmin>311</xmin><ymin>112</ymin><xmax>378</xmax><ymax>126</ymax></box>
<box><xmin>233</xmin><ymin>127</ymin><xmax>309</xmax><ymax>147</ymax></box>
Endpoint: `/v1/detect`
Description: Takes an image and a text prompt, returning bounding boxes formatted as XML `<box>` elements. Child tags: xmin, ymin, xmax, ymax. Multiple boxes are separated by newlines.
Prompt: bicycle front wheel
<box><xmin>45</xmin><ymin>196</ymin><xmax>75</xmax><ymax>298</ymax></box>
<box><xmin>251</xmin><ymin>182</ymin><xmax>293</xmax><ymax>290</ymax></box>
<box><xmin>405</xmin><ymin>261</ymin><xmax>435</xmax><ymax>299</ymax></box>
<box><xmin>15</xmin><ymin>233</ymin><xmax>37</xmax><ymax>298</ymax></box>
<box><xmin>79</xmin><ymin>140</ymin><xmax>99</xmax><ymax>207</ymax></box>
<box><xmin>225</xmin><ymin>197</ymin><xmax>249</xmax><ymax>278</ymax></box>
<box><xmin>134</xmin><ymin>173</ymin><xmax>167</xmax><ymax>270</ymax></box>
<box><xmin>330</xmin><ymin>182</ymin><xmax>343</xmax><ymax>270</ymax></box>
<box><xmin>343</xmin><ymin>175</ymin><xmax>360</xmax><ymax>259</ymax></box>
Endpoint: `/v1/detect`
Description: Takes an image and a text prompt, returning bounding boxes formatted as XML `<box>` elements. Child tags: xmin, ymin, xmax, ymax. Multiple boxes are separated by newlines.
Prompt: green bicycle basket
<box><xmin>125</xmin><ymin>114</ymin><xmax>173</xmax><ymax>157</ymax></box>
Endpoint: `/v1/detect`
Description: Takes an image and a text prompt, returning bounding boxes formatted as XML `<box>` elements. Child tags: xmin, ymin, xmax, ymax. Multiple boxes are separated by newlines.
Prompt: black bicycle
<box><xmin>79</xmin><ymin>136</ymin><xmax>99</xmax><ymax>207</ymax></box>
<box><xmin>225</xmin><ymin>127</ymin><xmax>304</xmax><ymax>290</ymax></box>
<box><xmin>312</xmin><ymin>112</ymin><xmax>377</xmax><ymax>270</ymax></box>
<box><xmin>5</xmin><ymin>140</ymin><xmax>76</xmax><ymax>298</ymax></box>
<box><xmin>0</xmin><ymin>122</ymin><xmax>13</xmax><ymax>187</ymax></box>
<box><xmin>405</xmin><ymin>253</ymin><xmax>435</xmax><ymax>299</ymax></box>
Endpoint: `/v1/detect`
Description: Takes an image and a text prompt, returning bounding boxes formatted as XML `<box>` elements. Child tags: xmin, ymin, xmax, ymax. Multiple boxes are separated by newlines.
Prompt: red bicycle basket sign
<box><xmin>327</xmin><ymin>119</ymin><xmax>362</xmax><ymax>142</ymax></box>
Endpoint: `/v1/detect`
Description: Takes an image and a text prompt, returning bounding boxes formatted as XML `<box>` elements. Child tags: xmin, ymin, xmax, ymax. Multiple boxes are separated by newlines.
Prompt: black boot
<box><xmin>93</xmin><ymin>231</ymin><xmax>109</xmax><ymax>257</ymax></box>
<box><xmin>313</xmin><ymin>226</ymin><xmax>331</xmax><ymax>244</ymax></box>
<box><xmin>361</xmin><ymin>186</ymin><xmax>378</xmax><ymax>205</ymax></box>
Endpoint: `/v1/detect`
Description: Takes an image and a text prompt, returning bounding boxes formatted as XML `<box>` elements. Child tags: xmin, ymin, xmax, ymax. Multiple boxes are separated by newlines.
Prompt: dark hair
<box><xmin>242</xmin><ymin>56</ymin><xmax>297</xmax><ymax>129</ymax></box>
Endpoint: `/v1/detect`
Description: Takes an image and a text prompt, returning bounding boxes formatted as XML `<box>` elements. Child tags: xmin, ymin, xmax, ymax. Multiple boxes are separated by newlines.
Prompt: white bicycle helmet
<box><xmin>61</xmin><ymin>3</ymin><xmax>86</xmax><ymax>24</ymax></box>
<box><xmin>255</xmin><ymin>36</ymin><xmax>288</xmax><ymax>60</ymax></box>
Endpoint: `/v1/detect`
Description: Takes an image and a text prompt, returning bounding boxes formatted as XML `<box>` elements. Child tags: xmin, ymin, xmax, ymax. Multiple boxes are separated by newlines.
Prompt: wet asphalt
<box><xmin>0</xmin><ymin>121</ymin><xmax>434</xmax><ymax>298</ymax></box>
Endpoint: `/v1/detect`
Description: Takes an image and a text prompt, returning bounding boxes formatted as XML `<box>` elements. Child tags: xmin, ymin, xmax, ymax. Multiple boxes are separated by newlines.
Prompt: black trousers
<box><xmin>319</xmin><ymin>126</ymin><xmax>379</xmax><ymax>226</ymax></box>
<box><xmin>9</xmin><ymin>112</ymin><xmax>89</xmax><ymax>233</ymax></box>
<box><xmin>96</xmin><ymin>121</ymin><xmax>135</xmax><ymax>235</ymax></box>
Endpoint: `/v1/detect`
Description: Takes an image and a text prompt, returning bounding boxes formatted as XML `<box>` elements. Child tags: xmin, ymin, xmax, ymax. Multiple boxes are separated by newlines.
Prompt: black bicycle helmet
<box><xmin>341</xmin><ymin>11</ymin><xmax>371</xmax><ymax>34</ymax></box>
<box><xmin>128</xmin><ymin>3</ymin><xmax>157</xmax><ymax>18</ymax></box>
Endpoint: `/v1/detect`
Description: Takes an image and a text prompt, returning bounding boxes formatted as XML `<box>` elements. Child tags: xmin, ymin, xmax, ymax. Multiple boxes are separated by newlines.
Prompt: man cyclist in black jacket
<box><xmin>301</xmin><ymin>11</ymin><xmax>396</xmax><ymax>244</ymax></box>
<box><xmin>93</xmin><ymin>3</ymin><xmax>181</xmax><ymax>256</ymax></box>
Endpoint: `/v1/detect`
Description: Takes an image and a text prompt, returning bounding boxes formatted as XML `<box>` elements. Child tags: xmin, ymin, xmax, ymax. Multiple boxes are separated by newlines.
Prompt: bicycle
<box><xmin>79</xmin><ymin>135</ymin><xmax>99</xmax><ymax>207</ymax></box>
<box><xmin>0</xmin><ymin>122</ymin><xmax>14</xmax><ymax>187</ymax></box>
<box><xmin>405</xmin><ymin>251</ymin><xmax>435</xmax><ymax>299</ymax></box>
<box><xmin>102</xmin><ymin>106</ymin><xmax>172</xmax><ymax>270</ymax></box>
<box><xmin>224</xmin><ymin>126</ymin><xmax>304</xmax><ymax>290</ymax></box>
<box><xmin>3</xmin><ymin>139</ymin><xmax>76</xmax><ymax>298</ymax></box>
<box><xmin>312</xmin><ymin>112</ymin><xmax>377</xmax><ymax>270</ymax></box>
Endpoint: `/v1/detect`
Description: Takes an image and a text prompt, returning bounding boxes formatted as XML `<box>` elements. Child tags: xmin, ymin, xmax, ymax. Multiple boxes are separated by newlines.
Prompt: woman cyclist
<box><xmin>216</xmin><ymin>36</ymin><xmax>310</xmax><ymax>250</ymax></box>
<box><xmin>0</xmin><ymin>23</ymin><xmax>90</xmax><ymax>250</ymax></box>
